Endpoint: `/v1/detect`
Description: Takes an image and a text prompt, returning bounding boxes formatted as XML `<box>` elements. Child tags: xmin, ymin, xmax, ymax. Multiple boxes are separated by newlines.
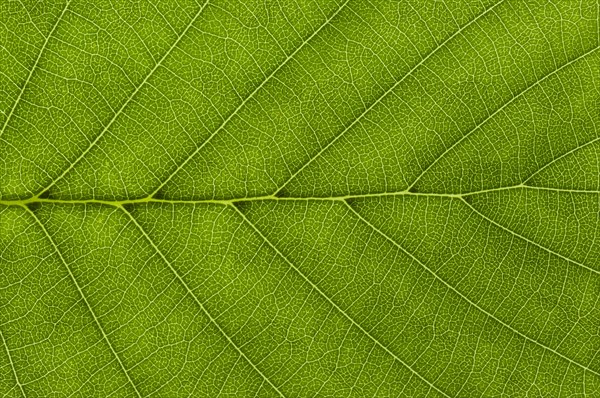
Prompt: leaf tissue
<box><xmin>1</xmin><ymin>0</ymin><xmax>599</xmax><ymax>396</ymax></box>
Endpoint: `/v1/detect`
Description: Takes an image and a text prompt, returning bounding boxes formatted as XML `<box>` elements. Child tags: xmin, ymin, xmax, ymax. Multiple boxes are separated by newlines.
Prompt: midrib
<box><xmin>0</xmin><ymin>184</ymin><xmax>596</xmax><ymax>207</ymax></box>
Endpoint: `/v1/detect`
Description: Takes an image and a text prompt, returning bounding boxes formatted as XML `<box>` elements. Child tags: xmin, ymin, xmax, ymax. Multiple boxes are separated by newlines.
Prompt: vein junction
<box><xmin>0</xmin><ymin>184</ymin><xmax>596</xmax><ymax>208</ymax></box>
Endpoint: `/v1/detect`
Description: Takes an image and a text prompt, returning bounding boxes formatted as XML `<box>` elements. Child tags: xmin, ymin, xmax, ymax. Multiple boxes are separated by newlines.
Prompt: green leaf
<box><xmin>1</xmin><ymin>0</ymin><xmax>599</xmax><ymax>396</ymax></box>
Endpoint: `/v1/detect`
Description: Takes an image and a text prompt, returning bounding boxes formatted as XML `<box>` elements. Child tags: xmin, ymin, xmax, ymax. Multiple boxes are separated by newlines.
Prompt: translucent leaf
<box><xmin>1</xmin><ymin>0</ymin><xmax>599</xmax><ymax>396</ymax></box>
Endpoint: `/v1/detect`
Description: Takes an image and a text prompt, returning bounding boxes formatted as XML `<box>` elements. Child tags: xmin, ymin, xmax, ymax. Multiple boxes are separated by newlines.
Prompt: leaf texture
<box><xmin>1</xmin><ymin>0</ymin><xmax>599</xmax><ymax>397</ymax></box>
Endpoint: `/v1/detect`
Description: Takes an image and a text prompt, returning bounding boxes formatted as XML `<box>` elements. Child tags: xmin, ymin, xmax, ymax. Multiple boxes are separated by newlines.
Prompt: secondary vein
<box><xmin>407</xmin><ymin>44</ymin><xmax>600</xmax><ymax>191</ymax></box>
<box><xmin>273</xmin><ymin>0</ymin><xmax>507</xmax><ymax>196</ymax></box>
<box><xmin>120</xmin><ymin>205</ymin><xmax>288</xmax><ymax>398</ymax></box>
<box><xmin>0</xmin><ymin>0</ymin><xmax>71</xmax><ymax>139</ymax></box>
<box><xmin>344</xmin><ymin>199</ymin><xmax>600</xmax><ymax>377</ymax></box>
<box><xmin>33</xmin><ymin>0</ymin><xmax>212</xmax><ymax>198</ymax></box>
<box><xmin>0</xmin><ymin>328</ymin><xmax>26</xmax><ymax>398</ymax></box>
<box><xmin>148</xmin><ymin>0</ymin><xmax>352</xmax><ymax>198</ymax></box>
<box><xmin>232</xmin><ymin>203</ymin><xmax>453</xmax><ymax>398</ymax></box>
<box><xmin>25</xmin><ymin>206</ymin><xmax>143</xmax><ymax>398</ymax></box>
<box><xmin>460</xmin><ymin>197</ymin><xmax>600</xmax><ymax>276</ymax></box>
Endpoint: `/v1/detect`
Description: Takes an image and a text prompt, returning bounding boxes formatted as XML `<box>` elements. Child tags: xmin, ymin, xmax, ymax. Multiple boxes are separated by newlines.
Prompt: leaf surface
<box><xmin>1</xmin><ymin>0</ymin><xmax>599</xmax><ymax>397</ymax></box>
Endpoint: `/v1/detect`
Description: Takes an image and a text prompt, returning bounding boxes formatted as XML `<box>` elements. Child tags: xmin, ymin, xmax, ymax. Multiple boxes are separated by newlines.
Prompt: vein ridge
<box><xmin>344</xmin><ymin>200</ymin><xmax>600</xmax><ymax>377</ymax></box>
<box><xmin>232</xmin><ymin>203</ymin><xmax>453</xmax><ymax>398</ymax></box>
<box><xmin>2</xmin><ymin>184</ymin><xmax>600</xmax><ymax>208</ymax></box>
<box><xmin>407</xmin><ymin>44</ymin><xmax>600</xmax><ymax>190</ymax></box>
<box><xmin>148</xmin><ymin>0</ymin><xmax>352</xmax><ymax>198</ymax></box>
<box><xmin>120</xmin><ymin>205</ymin><xmax>287</xmax><ymax>398</ymax></box>
<box><xmin>25</xmin><ymin>206</ymin><xmax>143</xmax><ymax>398</ymax></box>
<box><xmin>0</xmin><ymin>0</ymin><xmax>71</xmax><ymax>139</ymax></box>
<box><xmin>273</xmin><ymin>0</ymin><xmax>507</xmax><ymax>196</ymax></box>
<box><xmin>32</xmin><ymin>0</ymin><xmax>212</xmax><ymax>198</ymax></box>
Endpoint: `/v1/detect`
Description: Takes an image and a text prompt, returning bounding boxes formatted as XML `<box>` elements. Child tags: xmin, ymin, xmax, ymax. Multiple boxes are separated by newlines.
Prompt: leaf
<box><xmin>0</xmin><ymin>0</ymin><xmax>599</xmax><ymax>396</ymax></box>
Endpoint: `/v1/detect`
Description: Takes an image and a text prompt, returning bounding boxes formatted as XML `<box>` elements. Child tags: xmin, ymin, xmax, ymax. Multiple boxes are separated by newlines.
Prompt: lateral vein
<box><xmin>344</xmin><ymin>199</ymin><xmax>600</xmax><ymax>377</ymax></box>
<box><xmin>407</xmin><ymin>44</ymin><xmax>600</xmax><ymax>190</ymax></box>
<box><xmin>149</xmin><ymin>0</ymin><xmax>352</xmax><ymax>198</ymax></box>
<box><xmin>460</xmin><ymin>198</ymin><xmax>600</xmax><ymax>276</ymax></box>
<box><xmin>120</xmin><ymin>205</ymin><xmax>288</xmax><ymax>398</ymax></box>
<box><xmin>0</xmin><ymin>328</ymin><xmax>26</xmax><ymax>398</ymax></box>
<box><xmin>0</xmin><ymin>0</ymin><xmax>71</xmax><ymax>139</ymax></box>
<box><xmin>34</xmin><ymin>0</ymin><xmax>212</xmax><ymax>197</ymax></box>
<box><xmin>274</xmin><ymin>0</ymin><xmax>508</xmax><ymax>195</ymax></box>
<box><xmin>232</xmin><ymin>203</ymin><xmax>453</xmax><ymax>398</ymax></box>
<box><xmin>25</xmin><ymin>206</ymin><xmax>143</xmax><ymax>398</ymax></box>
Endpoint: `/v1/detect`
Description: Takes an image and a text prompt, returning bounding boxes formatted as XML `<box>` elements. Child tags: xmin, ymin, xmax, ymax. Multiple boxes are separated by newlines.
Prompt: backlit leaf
<box><xmin>1</xmin><ymin>0</ymin><xmax>599</xmax><ymax>396</ymax></box>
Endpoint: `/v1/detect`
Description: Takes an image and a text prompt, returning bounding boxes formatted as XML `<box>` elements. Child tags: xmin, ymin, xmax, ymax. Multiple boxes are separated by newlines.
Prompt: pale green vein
<box><xmin>34</xmin><ymin>0</ymin><xmax>211</xmax><ymax>198</ymax></box>
<box><xmin>25</xmin><ymin>206</ymin><xmax>143</xmax><ymax>398</ymax></box>
<box><xmin>459</xmin><ymin>197</ymin><xmax>600</xmax><ymax>276</ymax></box>
<box><xmin>231</xmin><ymin>203</ymin><xmax>452</xmax><ymax>398</ymax></box>
<box><xmin>0</xmin><ymin>186</ymin><xmax>592</xmax><ymax>207</ymax></box>
<box><xmin>0</xmin><ymin>0</ymin><xmax>71</xmax><ymax>139</ymax></box>
<box><xmin>344</xmin><ymin>200</ymin><xmax>600</xmax><ymax>378</ymax></box>
<box><xmin>1</xmin><ymin>184</ymin><xmax>599</xmax><ymax>208</ymax></box>
<box><xmin>120</xmin><ymin>205</ymin><xmax>287</xmax><ymax>398</ymax></box>
<box><xmin>0</xmin><ymin>329</ymin><xmax>25</xmax><ymax>398</ymax></box>
<box><xmin>522</xmin><ymin>135</ymin><xmax>600</xmax><ymax>184</ymax></box>
<box><xmin>149</xmin><ymin>0</ymin><xmax>351</xmax><ymax>198</ymax></box>
<box><xmin>407</xmin><ymin>44</ymin><xmax>600</xmax><ymax>191</ymax></box>
<box><xmin>273</xmin><ymin>0</ymin><xmax>507</xmax><ymax>196</ymax></box>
